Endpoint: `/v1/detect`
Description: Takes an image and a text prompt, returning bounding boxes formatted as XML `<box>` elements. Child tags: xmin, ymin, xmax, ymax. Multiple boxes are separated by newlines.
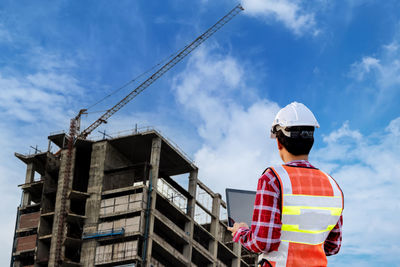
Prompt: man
<box><xmin>228</xmin><ymin>102</ymin><xmax>343</xmax><ymax>267</ymax></box>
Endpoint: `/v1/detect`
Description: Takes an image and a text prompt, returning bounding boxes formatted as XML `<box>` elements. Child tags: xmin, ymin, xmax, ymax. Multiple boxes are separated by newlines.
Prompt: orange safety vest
<box><xmin>259</xmin><ymin>165</ymin><xmax>343</xmax><ymax>267</ymax></box>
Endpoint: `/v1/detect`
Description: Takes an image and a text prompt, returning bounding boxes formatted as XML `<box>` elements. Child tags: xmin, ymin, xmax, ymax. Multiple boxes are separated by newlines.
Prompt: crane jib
<box><xmin>78</xmin><ymin>4</ymin><xmax>243</xmax><ymax>139</ymax></box>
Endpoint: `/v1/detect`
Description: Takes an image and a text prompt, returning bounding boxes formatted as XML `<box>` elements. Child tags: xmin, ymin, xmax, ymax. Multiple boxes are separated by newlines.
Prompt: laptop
<box><xmin>225</xmin><ymin>188</ymin><xmax>256</xmax><ymax>227</ymax></box>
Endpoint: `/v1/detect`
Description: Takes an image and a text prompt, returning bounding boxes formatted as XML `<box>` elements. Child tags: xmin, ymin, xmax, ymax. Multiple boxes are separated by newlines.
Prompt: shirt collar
<box><xmin>285</xmin><ymin>160</ymin><xmax>316</xmax><ymax>168</ymax></box>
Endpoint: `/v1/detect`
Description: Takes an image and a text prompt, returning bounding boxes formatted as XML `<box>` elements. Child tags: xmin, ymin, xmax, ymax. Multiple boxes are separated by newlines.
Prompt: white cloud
<box><xmin>0</xmin><ymin>24</ymin><xmax>12</xmax><ymax>43</ymax></box>
<box><xmin>241</xmin><ymin>0</ymin><xmax>318</xmax><ymax>36</ymax></box>
<box><xmin>350</xmin><ymin>40</ymin><xmax>400</xmax><ymax>99</ymax></box>
<box><xmin>173</xmin><ymin>46</ymin><xmax>282</xmax><ymax>192</ymax></box>
<box><xmin>383</xmin><ymin>41</ymin><xmax>399</xmax><ymax>53</ymax></box>
<box><xmin>313</xmin><ymin>119</ymin><xmax>400</xmax><ymax>265</ymax></box>
<box><xmin>28</xmin><ymin>47</ymin><xmax>78</xmax><ymax>72</ymax></box>
<box><xmin>0</xmin><ymin>51</ymin><xmax>84</xmax><ymax>125</ymax></box>
<box><xmin>386</xmin><ymin>116</ymin><xmax>400</xmax><ymax>136</ymax></box>
<box><xmin>323</xmin><ymin>121</ymin><xmax>363</xmax><ymax>143</ymax></box>
<box><xmin>0</xmin><ymin>73</ymin><xmax>80</xmax><ymax>123</ymax></box>
<box><xmin>350</xmin><ymin>56</ymin><xmax>381</xmax><ymax>81</ymax></box>
<box><xmin>26</xmin><ymin>72</ymin><xmax>81</xmax><ymax>93</ymax></box>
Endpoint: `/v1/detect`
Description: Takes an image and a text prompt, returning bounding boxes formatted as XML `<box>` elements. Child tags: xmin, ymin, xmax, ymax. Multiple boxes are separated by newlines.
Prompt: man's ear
<box><xmin>277</xmin><ymin>139</ymin><xmax>283</xmax><ymax>150</ymax></box>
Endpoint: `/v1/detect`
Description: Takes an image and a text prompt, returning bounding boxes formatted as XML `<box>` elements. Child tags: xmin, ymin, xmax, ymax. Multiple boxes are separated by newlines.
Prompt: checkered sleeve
<box><xmin>232</xmin><ymin>169</ymin><xmax>282</xmax><ymax>253</ymax></box>
<box><xmin>324</xmin><ymin>215</ymin><xmax>343</xmax><ymax>255</ymax></box>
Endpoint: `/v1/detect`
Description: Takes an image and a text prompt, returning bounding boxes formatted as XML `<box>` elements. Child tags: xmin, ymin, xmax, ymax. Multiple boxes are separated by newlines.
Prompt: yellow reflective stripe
<box><xmin>283</xmin><ymin>206</ymin><xmax>342</xmax><ymax>216</ymax></box>
<box><xmin>283</xmin><ymin>194</ymin><xmax>341</xmax><ymax>198</ymax></box>
<box><xmin>282</xmin><ymin>224</ymin><xmax>336</xmax><ymax>234</ymax></box>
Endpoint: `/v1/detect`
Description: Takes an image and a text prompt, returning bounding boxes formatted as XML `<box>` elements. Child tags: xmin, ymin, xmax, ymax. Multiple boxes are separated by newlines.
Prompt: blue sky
<box><xmin>1</xmin><ymin>0</ymin><xmax>400</xmax><ymax>266</ymax></box>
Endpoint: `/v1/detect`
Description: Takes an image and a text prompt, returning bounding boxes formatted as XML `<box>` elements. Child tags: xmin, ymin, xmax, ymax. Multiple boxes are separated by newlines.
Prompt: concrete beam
<box><xmin>153</xmin><ymin>209</ymin><xmax>189</xmax><ymax>243</ymax></box>
<box><xmin>152</xmin><ymin>233</ymin><xmax>189</xmax><ymax>266</ymax></box>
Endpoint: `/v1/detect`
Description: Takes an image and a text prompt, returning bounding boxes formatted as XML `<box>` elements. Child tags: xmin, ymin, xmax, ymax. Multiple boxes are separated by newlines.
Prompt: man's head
<box><xmin>270</xmin><ymin>102</ymin><xmax>319</xmax><ymax>161</ymax></box>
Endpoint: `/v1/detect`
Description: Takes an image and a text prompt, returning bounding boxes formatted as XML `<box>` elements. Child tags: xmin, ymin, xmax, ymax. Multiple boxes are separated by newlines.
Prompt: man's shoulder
<box><xmin>259</xmin><ymin>166</ymin><xmax>281</xmax><ymax>194</ymax></box>
<box><xmin>260</xmin><ymin>166</ymin><xmax>279</xmax><ymax>181</ymax></box>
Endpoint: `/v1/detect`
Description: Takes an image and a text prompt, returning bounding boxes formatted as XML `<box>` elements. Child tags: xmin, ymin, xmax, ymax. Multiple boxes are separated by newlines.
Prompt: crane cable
<box><xmin>85</xmin><ymin>45</ymin><xmax>189</xmax><ymax>113</ymax></box>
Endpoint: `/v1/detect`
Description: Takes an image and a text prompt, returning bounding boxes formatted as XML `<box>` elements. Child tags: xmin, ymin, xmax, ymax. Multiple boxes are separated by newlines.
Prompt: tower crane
<box><xmin>54</xmin><ymin>4</ymin><xmax>243</xmax><ymax>265</ymax></box>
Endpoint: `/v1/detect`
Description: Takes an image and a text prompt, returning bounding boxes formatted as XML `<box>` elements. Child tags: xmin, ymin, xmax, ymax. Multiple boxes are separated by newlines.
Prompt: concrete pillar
<box><xmin>21</xmin><ymin>163</ymin><xmax>35</xmax><ymax>207</ymax></box>
<box><xmin>208</xmin><ymin>193</ymin><xmax>221</xmax><ymax>267</ymax></box>
<box><xmin>25</xmin><ymin>163</ymin><xmax>35</xmax><ymax>183</ymax></box>
<box><xmin>144</xmin><ymin>137</ymin><xmax>161</xmax><ymax>267</ymax></box>
<box><xmin>80</xmin><ymin>141</ymin><xmax>108</xmax><ymax>267</ymax></box>
<box><xmin>183</xmin><ymin>169</ymin><xmax>198</xmax><ymax>265</ymax></box>
<box><xmin>232</xmin><ymin>242</ymin><xmax>242</xmax><ymax>267</ymax></box>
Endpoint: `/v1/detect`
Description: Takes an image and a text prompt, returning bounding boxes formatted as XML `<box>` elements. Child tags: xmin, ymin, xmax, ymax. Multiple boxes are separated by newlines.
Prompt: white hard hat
<box><xmin>270</xmin><ymin>102</ymin><xmax>319</xmax><ymax>138</ymax></box>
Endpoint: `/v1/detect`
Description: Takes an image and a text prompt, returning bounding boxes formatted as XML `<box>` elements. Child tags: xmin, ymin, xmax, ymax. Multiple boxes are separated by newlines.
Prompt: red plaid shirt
<box><xmin>233</xmin><ymin>160</ymin><xmax>343</xmax><ymax>258</ymax></box>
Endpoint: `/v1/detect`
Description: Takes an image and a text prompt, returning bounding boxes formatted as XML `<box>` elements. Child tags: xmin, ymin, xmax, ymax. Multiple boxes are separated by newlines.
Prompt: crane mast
<box><xmin>54</xmin><ymin>4</ymin><xmax>243</xmax><ymax>266</ymax></box>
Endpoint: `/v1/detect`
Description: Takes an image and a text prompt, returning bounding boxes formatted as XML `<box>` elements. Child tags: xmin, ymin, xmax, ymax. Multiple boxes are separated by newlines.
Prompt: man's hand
<box><xmin>227</xmin><ymin>222</ymin><xmax>249</xmax><ymax>236</ymax></box>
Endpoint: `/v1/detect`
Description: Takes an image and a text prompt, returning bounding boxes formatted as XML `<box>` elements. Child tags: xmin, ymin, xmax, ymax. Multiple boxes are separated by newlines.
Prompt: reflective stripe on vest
<box><xmin>259</xmin><ymin>165</ymin><xmax>343</xmax><ymax>267</ymax></box>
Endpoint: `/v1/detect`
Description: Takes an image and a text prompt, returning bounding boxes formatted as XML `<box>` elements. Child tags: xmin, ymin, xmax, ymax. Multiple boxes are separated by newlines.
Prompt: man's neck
<box><xmin>283</xmin><ymin>154</ymin><xmax>308</xmax><ymax>163</ymax></box>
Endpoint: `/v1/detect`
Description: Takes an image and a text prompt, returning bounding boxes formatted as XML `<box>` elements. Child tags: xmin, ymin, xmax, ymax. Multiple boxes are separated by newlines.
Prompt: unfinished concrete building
<box><xmin>10</xmin><ymin>128</ymin><xmax>257</xmax><ymax>267</ymax></box>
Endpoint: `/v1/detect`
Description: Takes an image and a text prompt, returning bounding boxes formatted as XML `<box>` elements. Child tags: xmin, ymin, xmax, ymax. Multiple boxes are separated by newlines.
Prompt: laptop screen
<box><xmin>225</xmin><ymin>188</ymin><xmax>256</xmax><ymax>227</ymax></box>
